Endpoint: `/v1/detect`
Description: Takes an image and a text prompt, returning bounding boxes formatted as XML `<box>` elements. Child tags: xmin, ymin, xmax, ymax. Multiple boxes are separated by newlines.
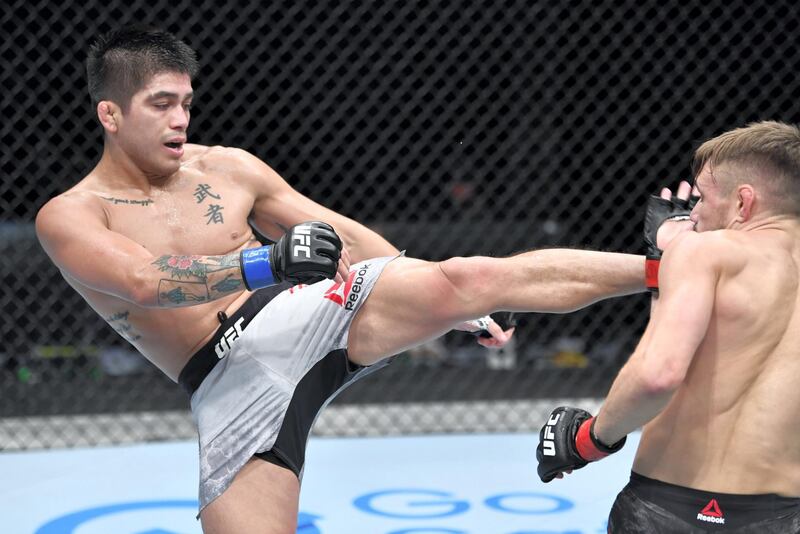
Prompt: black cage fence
<box><xmin>2</xmin><ymin>0</ymin><xmax>800</xmax><ymax>448</ymax></box>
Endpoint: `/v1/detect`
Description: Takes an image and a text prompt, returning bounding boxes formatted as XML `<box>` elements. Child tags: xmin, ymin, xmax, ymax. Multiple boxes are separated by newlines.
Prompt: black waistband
<box><xmin>178</xmin><ymin>283</ymin><xmax>290</xmax><ymax>396</ymax></box>
<box><xmin>628</xmin><ymin>471</ymin><xmax>800</xmax><ymax>514</ymax></box>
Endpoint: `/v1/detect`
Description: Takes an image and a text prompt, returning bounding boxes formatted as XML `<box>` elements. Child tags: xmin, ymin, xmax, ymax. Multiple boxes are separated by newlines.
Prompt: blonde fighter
<box><xmin>537</xmin><ymin>121</ymin><xmax>800</xmax><ymax>533</ymax></box>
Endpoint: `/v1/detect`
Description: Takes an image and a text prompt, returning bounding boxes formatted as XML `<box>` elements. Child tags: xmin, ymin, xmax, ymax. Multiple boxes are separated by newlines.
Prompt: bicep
<box><xmin>254</xmin><ymin>185</ymin><xmax>357</xmax><ymax>237</ymax></box>
<box><xmin>242</xmin><ymin>153</ymin><xmax>360</xmax><ymax>240</ymax></box>
<box><xmin>36</xmin><ymin>201</ymin><xmax>152</xmax><ymax>302</ymax></box>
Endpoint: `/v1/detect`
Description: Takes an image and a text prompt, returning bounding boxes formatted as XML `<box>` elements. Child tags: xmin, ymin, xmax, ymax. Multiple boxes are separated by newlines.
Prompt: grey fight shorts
<box><xmin>180</xmin><ymin>255</ymin><xmax>398</xmax><ymax>511</ymax></box>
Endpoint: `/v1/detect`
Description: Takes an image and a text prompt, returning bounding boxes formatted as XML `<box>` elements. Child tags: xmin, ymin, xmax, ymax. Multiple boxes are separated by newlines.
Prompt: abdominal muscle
<box><xmin>631</xmin><ymin>348</ymin><xmax>800</xmax><ymax>496</ymax></box>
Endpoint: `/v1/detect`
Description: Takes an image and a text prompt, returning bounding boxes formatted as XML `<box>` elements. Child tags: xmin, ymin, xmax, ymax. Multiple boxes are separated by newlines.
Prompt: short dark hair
<box><xmin>693</xmin><ymin>121</ymin><xmax>800</xmax><ymax>216</ymax></box>
<box><xmin>86</xmin><ymin>26</ymin><xmax>199</xmax><ymax>110</ymax></box>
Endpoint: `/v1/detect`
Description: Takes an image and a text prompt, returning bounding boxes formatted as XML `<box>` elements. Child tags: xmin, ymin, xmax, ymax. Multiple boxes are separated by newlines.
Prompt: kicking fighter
<box><xmin>39</xmin><ymin>26</ymin><xmax>651</xmax><ymax>533</ymax></box>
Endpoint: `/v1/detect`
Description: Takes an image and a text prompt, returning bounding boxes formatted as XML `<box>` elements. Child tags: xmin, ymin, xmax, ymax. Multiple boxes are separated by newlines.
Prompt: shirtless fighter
<box><xmin>38</xmin><ymin>26</ymin><xmax>652</xmax><ymax>533</ymax></box>
<box><xmin>537</xmin><ymin>121</ymin><xmax>800</xmax><ymax>533</ymax></box>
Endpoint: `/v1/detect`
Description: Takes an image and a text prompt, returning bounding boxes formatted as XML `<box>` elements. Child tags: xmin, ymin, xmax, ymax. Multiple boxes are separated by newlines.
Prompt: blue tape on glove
<box><xmin>240</xmin><ymin>246</ymin><xmax>276</xmax><ymax>290</ymax></box>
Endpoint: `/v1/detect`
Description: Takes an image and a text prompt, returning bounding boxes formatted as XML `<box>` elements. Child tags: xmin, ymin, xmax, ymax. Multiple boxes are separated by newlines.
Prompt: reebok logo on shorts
<box><xmin>324</xmin><ymin>271</ymin><xmax>354</xmax><ymax>306</ymax></box>
<box><xmin>324</xmin><ymin>264</ymin><xmax>370</xmax><ymax>311</ymax></box>
<box><xmin>697</xmin><ymin>498</ymin><xmax>725</xmax><ymax>524</ymax></box>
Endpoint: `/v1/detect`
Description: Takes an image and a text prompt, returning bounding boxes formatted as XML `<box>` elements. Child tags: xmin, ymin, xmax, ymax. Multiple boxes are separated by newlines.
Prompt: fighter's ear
<box><xmin>736</xmin><ymin>184</ymin><xmax>755</xmax><ymax>222</ymax></box>
<box><xmin>97</xmin><ymin>100</ymin><xmax>120</xmax><ymax>133</ymax></box>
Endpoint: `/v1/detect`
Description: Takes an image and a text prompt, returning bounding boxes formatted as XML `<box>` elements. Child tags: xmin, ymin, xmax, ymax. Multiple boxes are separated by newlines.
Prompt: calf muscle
<box><xmin>439</xmin><ymin>249</ymin><xmax>644</xmax><ymax>314</ymax></box>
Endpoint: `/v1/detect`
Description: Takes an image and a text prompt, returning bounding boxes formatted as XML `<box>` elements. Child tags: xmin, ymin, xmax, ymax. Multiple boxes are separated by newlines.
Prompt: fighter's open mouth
<box><xmin>165</xmin><ymin>142</ymin><xmax>182</xmax><ymax>149</ymax></box>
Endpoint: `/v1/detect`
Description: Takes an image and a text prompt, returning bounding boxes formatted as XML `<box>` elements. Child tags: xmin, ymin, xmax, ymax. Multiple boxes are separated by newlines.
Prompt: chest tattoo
<box><xmin>101</xmin><ymin>196</ymin><xmax>154</xmax><ymax>206</ymax></box>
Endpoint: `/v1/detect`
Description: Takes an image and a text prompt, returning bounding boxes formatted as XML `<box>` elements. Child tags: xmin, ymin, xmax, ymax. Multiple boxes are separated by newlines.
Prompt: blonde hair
<box><xmin>692</xmin><ymin>121</ymin><xmax>800</xmax><ymax>215</ymax></box>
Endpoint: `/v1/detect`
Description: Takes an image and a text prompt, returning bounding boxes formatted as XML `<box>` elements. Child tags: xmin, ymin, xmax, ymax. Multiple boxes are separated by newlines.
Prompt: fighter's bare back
<box><xmin>634</xmin><ymin>226</ymin><xmax>800</xmax><ymax>496</ymax></box>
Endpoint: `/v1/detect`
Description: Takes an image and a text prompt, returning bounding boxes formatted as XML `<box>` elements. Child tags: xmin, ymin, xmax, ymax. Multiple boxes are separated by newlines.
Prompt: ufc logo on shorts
<box><xmin>214</xmin><ymin>317</ymin><xmax>245</xmax><ymax>359</ymax></box>
<box><xmin>292</xmin><ymin>225</ymin><xmax>312</xmax><ymax>258</ymax></box>
<box><xmin>541</xmin><ymin>413</ymin><xmax>560</xmax><ymax>456</ymax></box>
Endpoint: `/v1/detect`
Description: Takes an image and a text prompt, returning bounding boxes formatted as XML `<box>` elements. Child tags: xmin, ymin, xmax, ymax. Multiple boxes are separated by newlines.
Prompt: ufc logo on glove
<box><xmin>292</xmin><ymin>224</ymin><xmax>312</xmax><ymax>258</ymax></box>
<box><xmin>541</xmin><ymin>413</ymin><xmax>560</xmax><ymax>457</ymax></box>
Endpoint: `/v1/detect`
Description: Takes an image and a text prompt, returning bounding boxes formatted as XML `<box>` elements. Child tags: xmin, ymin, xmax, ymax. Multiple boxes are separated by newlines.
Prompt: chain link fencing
<box><xmin>2</xmin><ymin>0</ymin><xmax>800</xmax><ymax>449</ymax></box>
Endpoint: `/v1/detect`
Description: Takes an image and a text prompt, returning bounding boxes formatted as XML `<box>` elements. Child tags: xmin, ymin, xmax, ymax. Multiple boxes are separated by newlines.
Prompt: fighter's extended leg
<box><xmin>348</xmin><ymin>249</ymin><xmax>644</xmax><ymax>365</ymax></box>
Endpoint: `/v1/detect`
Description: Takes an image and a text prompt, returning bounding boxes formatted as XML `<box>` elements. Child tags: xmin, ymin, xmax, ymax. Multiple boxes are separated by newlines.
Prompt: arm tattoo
<box><xmin>152</xmin><ymin>253</ymin><xmax>244</xmax><ymax>307</ymax></box>
<box><xmin>158</xmin><ymin>282</ymin><xmax>208</xmax><ymax>304</ymax></box>
<box><xmin>106</xmin><ymin>310</ymin><xmax>143</xmax><ymax>342</ymax></box>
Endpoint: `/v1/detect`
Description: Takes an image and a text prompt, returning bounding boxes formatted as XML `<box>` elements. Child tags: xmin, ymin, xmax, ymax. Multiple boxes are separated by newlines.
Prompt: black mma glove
<box><xmin>536</xmin><ymin>406</ymin><xmax>626</xmax><ymax>483</ymax></box>
<box><xmin>643</xmin><ymin>193</ymin><xmax>698</xmax><ymax>291</ymax></box>
<box><xmin>240</xmin><ymin>221</ymin><xmax>342</xmax><ymax>289</ymax></box>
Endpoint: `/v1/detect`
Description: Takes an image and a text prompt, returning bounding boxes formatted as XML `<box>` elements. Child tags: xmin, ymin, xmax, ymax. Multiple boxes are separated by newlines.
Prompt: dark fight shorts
<box><xmin>608</xmin><ymin>471</ymin><xmax>800</xmax><ymax>533</ymax></box>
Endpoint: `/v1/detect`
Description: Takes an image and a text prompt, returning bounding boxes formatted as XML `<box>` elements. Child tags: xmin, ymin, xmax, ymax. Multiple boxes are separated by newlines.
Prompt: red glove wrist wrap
<box><xmin>645</xmin><ymin>257</ymin><xmax>660</xmax><ymax>291</ymax></box>
<box><xmin>575</xmin><ymin>417</ymin><xmax>613</xmax><ymax>461</ymax></box>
